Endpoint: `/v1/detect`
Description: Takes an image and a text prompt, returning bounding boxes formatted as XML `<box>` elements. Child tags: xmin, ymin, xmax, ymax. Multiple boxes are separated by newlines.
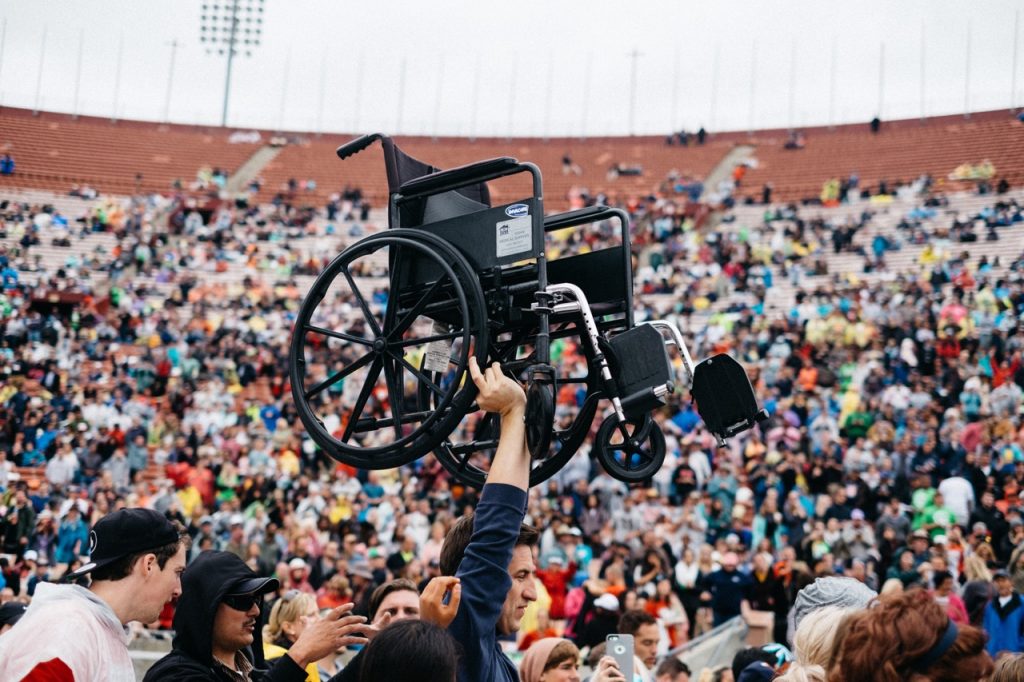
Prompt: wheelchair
<box><xmin>288</xmin><ymin>134</ymin><xmax>767</xmax><ymax>487</ymax></box>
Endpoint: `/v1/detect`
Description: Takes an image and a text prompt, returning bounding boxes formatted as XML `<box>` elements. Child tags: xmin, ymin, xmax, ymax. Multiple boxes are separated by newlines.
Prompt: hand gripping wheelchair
<box><xmin>288</xmin><ymin>134</ymin><xmax>767</xmax><ymax>487</ymax></box>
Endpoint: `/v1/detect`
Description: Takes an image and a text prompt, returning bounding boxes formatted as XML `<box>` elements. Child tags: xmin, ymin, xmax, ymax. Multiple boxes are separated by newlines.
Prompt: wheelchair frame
<box><xmin>288</xmin><ymin>135</ymin><xmax>767</xmax><ymax>487</ymax></box>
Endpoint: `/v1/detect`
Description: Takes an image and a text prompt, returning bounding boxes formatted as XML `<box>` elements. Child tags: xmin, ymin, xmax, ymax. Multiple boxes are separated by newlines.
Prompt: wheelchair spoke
<box><xmin>352</xmin><ymin>409</ymin><xmax>434</xmax><ymax>432</ymax></box>
<box><xmin>392</xmin><ymin>352</ymin><xmax>445</xmax><ymax>398</ymax></box>
<box><xmin>304</xmin><ymin>324</ymin><xmax>373</xmax><ymax>347</ymax></box>
<box><xmin>389</xmin><ymin>274</ymin><xmax>451</xmax><ymax>340</ymax></box>
<box><xmin>341</xmin><ymin>356</ymin><xmax>383</xmax><ymax>443</ymax></box>
<box><xmin>382</xmin><ymin>355</ymin><xmax>405</xmax><ymax>441</ymax></box>
<box><xmin>341</xmin><ymin>266</ymin><xmax>382</xmax><ymax>337</ymax></box>
<box><xmin>305</xmin><ymin>352</ymin><xmax>374</xmax><ymax>400</ymax></box>
<box><xmin>393</xmin><ymin>329</ymin><xmax>462</xmax><ymax>348</ymax></box>
<box><xmin>383</xmin><ymin>244</ymin><xmax>403</xmax><ymax>334</ymax></box>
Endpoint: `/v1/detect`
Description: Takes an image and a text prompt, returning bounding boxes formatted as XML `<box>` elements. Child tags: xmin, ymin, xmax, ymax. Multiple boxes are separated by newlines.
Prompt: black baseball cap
<box><xmin>227</xmin><ymin>575</ymin><xmax>280</xmax><ymax>597</ymax></box>
<box><xmin>0</xmin><ymin>601</ymin><xmax>28</xmax><ymax>627</ymax></box>
<box><xmin>67</xmin><ymin>508</ymin><xmax>180</xmax><ymax>580</ymax></box>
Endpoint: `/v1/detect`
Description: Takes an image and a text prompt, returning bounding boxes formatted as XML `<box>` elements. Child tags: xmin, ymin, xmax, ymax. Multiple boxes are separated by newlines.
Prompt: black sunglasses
<box><xmin>222</xmin><ymin>593</ymin><xmax>264</xmax><ymax>612</ymax></box>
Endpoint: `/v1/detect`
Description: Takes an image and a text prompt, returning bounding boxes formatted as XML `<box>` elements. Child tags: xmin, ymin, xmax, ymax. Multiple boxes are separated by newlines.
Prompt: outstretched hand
<box><xmin>288</xmin><ymin>602</ymin><xmax>368</xmax><ymax>668</ymax></box>
<box><xmin>469</xmin><ymin>357</ymin><xmax>526</xmax><ymax>417</ymax></box>
<box><xmin>419</xmin><ymin>576</ymin><xmax>462</xmax><ymax>629</ymax></box>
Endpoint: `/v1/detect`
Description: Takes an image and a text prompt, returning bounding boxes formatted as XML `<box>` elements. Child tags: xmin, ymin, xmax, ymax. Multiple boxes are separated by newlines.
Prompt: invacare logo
<box><xmin>505</xmin><ymin>204</ymin><xmax>529</xmax><ymax>218</ymax></box>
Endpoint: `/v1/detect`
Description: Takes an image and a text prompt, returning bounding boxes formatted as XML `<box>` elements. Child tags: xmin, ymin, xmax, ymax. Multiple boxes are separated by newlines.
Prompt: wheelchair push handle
<box><xmin>336</xmin><ymin>133</ymin><xmax>384</xmax><ymax>160</ymax></box>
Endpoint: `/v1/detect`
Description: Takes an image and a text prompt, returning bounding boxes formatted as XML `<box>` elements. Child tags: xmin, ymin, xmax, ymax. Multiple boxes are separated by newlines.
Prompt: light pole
<box><xmin>627</xmin><ymin>48</ymin><xmax>642</xmax><ymax>136</ymax></box>
<box><xmin>163</xmin><ymin>39</ymin><xmax>180</xmax><ymax>123</ymax></box>
<box><xmin>200</xmin><ymin>0</ymin><xmax>265</xmax><ymax>127</ymax></box>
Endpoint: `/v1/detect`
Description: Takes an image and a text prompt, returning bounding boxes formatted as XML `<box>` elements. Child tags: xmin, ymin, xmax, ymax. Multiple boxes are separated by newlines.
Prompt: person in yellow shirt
<box><xmin>263</xmin><ymin>590</ymin><xmax>322</xmax><ymax>682</ymax></box>
<box><xmin>278</xmin><ymin>448</ymin><xmax>301</xmax><ymax>478</ymax></box>
<box><xmin>177</xmin><ymin>484</ymin><xmax>202</xmax><ymax>518</ymax></box>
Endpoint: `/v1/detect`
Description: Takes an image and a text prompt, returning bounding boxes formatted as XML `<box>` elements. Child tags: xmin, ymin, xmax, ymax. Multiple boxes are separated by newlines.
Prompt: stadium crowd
<box><xmin>2</xmin><ymin>169</ymin><xmax>1024</xmax><ymax>681</ymax></box>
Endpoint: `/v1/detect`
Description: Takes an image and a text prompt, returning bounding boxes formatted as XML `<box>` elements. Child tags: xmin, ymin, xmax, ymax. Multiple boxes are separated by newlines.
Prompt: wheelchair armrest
<box><xmin>336</xmin><ymin>134</ymin><xmax>385</xmax><ymax>160</ymax></box>
<box><xmin>544</xmin><ymin>206</ymin><xmax>630</xmax><ymax>232</ymax></box>
<box><xmin>397</xmin><ymin>157</ymin><xmax>521</xmax><ymax>200</ymax></box>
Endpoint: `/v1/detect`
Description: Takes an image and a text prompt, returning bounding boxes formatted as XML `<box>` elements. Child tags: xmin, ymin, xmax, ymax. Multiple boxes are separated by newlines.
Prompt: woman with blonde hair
<box><xmin>962</xmin><ymin>554</ymin><xmax>995</xmax><ymax>625</ymax></box>
<box><xmin>264</xmin><ymin>590</ymin><xmax>322</xmax><ymax>682</ymax></box>
<box><xmin>774</xmin><ymin>606</ymin><xmax>856</xmax><ymax>682</ymax></box>
<box><xmin>993</xmin><ymin>653</ymin><xmax>1024</xmax><ymax>682</ymax></box>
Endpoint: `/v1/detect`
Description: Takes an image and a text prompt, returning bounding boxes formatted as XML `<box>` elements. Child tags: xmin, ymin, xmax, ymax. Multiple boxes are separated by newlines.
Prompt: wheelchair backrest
<box><xmin>380</xmin><ymin>137</ymin><xmax>492</xmax><ymax>228</ymax></box>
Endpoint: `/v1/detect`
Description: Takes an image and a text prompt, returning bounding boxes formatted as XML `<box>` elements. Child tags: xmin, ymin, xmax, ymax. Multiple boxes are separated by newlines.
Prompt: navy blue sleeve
<box><xmin>448</xmin><ymin>483</ymin><xmax>528</xmax><ymax>682</ymax></box>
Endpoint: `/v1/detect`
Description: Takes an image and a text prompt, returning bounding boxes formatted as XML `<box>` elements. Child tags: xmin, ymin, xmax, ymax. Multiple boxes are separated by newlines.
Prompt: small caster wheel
<box><xmin>525</xmin><ymin>366</ymin><xmax>555</xmax><ymax>459</ymax></box>
<box><xmin>595</xmin><ymin>413</ymin><xmax>666</xmax><ymax>483</ymax></box>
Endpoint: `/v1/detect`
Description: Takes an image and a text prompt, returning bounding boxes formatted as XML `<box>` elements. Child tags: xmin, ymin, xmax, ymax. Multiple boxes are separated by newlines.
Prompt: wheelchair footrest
<box><xmin>691</xmin><ymin>354</ymin><xmax>769</xmax><ymax>440</ymax></box>
<box><xmin>607</xmin><ymin>324</ymin><xmax>674</xmax><ymax>420</ymax></box>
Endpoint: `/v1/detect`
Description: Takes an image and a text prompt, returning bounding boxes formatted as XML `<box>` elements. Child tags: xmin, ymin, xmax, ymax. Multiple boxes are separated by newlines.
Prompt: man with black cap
<box><xmin>0</xmin><ymin>507</ymin><xmax>190</xmax><ymax>681</ymax></box>
<box><xmin>145</xmin><ymin>551</ymin><xmax>370</xmax><ymax>682</ymax></box>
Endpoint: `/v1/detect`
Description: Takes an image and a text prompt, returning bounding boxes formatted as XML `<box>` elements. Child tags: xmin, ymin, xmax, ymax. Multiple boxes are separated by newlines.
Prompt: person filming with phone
<box><xmin>520</xmin><ymin>636</ymin><xmax>627</xmax><ymax>682</ymax></box>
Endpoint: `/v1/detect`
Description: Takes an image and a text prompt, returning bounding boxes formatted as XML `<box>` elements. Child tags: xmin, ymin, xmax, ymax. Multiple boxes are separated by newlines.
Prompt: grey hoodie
<box><xmin>0</xmin><ymin>582</ymin><xmax>133</xmax><ymax>681</ymax></box>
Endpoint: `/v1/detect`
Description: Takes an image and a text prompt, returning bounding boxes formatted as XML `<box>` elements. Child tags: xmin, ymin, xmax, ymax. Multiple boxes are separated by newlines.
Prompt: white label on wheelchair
<box><xmin>495</xmin><ymin>215</ymin><xmax>532</xmax><ymax>258</ymax></box>
<box><xmin>423</xmin><ymin>320</ymin><xmax>453</xmax><ymax>373</ymax></box>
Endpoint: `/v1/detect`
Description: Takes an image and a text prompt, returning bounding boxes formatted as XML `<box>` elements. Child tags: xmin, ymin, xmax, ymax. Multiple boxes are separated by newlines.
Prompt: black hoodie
<box><xmin>143</xmin><ymin>551</ymin><xmax>306</xmax><ymax>682</ymax></box>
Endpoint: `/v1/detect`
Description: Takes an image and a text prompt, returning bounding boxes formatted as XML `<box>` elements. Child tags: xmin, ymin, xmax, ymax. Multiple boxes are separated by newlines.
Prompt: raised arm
<box><xmin>468</xmin><ymin>357</ymin><xmax>529</xmax><ymax>490</ymax></box>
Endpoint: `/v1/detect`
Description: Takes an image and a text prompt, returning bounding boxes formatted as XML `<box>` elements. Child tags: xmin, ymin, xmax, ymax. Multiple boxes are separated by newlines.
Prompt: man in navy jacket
<box><xmin>984</xmin><ymin>570</ymin><xmax>1024</xmax><ymax>656</ymax></box>
<box><xmin>440</xmin><ymin>358</ymin><xmax>539</xmax><ymax>682</ymax></box>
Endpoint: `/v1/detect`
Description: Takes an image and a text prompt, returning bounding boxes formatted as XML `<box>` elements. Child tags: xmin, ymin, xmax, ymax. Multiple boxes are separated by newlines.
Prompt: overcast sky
<box><xmin>0</xmin><ymin>0</ymin><xmax>1021</xmax><ymax>136</ymax></box>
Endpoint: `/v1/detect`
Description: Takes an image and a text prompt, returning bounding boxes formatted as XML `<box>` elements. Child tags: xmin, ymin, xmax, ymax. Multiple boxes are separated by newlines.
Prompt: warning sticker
<box><xmin>423</xmin><ymin>320</ymin><xmax>453</xmax><ymax>373</ymax></box>
<box><xmin>495</xmin><ymin>216</ymin><xmax>532</xmax><ymax>258</ymax></box>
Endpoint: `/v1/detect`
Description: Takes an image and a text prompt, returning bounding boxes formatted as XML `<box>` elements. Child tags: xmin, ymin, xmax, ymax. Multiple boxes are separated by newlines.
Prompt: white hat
<box><xmin>23</xmin><ymin>550</ymin><xmax>38</xmax><ymax>562</ymax></box>
<box><xmin>288</xmin><ymin>557</ymin><xmax>308</xmax><ymax>570</ymax></box>
<box><xmin>594</xmin><ymin>594</ymin><xmax>620</xmax><ymax>611</ymax></box>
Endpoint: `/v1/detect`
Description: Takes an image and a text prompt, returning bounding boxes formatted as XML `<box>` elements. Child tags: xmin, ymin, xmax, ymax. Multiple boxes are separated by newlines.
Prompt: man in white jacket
<box><xmin>0</xmin><ymin>507</ymin><xmax>190</xmax><ymax>682</ymax></box>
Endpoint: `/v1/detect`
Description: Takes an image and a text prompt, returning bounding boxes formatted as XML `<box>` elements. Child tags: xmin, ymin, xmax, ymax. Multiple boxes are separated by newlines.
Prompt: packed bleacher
<box><xmin>3</xmin><ymin>107</ymin><xmax>1024</xmax><ymax>680</ymax></box>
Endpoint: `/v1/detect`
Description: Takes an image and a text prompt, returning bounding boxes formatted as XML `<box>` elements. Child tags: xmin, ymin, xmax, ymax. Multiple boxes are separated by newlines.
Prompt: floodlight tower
<box><xmin>200</xmin><ymin>0</ymin><xmax>265</xmax><ymax>127</ymax></box>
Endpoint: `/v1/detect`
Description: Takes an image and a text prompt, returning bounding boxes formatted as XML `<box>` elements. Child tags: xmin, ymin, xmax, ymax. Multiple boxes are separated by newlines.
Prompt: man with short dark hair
<box><xmin>442</xmin><ymin>358</ymin><xmax>539</xmax><ymax>682</ymax></box>
<box><xmin>146</xmin><ymin>551</ymin><xmax>369</xmax><ymax>682</ymax></box>
<box><xmin>0</xmin><ymin>507</ymin><xmax>190</xmax><ymax>681</ymax></box>
<box><xmin>328</xmin><ymin>575</ymin><xmax>462</xmax><ymax>682</ymax></box>
<box><xmin>619</xmin><ymin>609</ymin><xmax>661</xmax><ymax>679</ymax></box>
<box><xmin>367</xmin><ymin>578</ymin><xmax>420</xmax><ymax>624</ymax></box>
<box><xmin>327</xmin><ymin>578</ymin><xmax>422</xmax><ymax>682</ymax></box>
<box><xmin>731</xmin><ymin>647</ymin><xmax>777</xmax><ymax>682</ymax></box>
<box><xmin>655</xmin><ymin>658</ymin><xmax>691</xmax><ymax>682</ymax></box>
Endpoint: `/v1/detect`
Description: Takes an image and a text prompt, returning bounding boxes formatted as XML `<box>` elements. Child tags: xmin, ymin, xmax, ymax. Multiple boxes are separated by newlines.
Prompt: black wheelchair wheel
<box><xmin>423</xmin><ymin>322</ymin><xmax>603</xmax><ymax>488</ymax></box>
<box><xmin>594</xmin><ymin>413</ymin><xmax>666</xmax><ymax>483</ymax></box>
<box><xmin>289</xmin><ymin>229</ymin><xmax>487</xmax><ymax>470</ymax></box>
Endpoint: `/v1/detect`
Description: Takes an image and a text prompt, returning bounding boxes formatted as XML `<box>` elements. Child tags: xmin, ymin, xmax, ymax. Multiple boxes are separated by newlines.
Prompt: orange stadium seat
<box><xmin>727</xmin><ymin>110</ymin><xmax>1024</xmax><ymax>203</ymax></box>
<box><xmin>0</xmin><ymin>107</ymin><xmax>258</xmax><ymax>196</ymax></box>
